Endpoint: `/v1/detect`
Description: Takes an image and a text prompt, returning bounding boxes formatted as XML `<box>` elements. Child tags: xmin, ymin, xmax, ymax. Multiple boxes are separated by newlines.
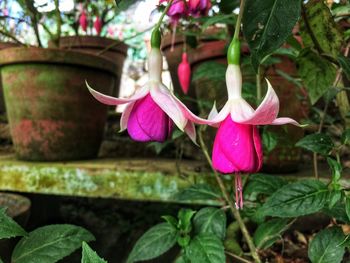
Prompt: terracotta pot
<box><xmin>55</xmin><ymin>36</ymin><xmax>128</xmax><ymax>97</ymax></box>
<box><xmin>0</xmin><ymin>193</ymin><xmax>31</xmax><ymax>262</ymax></box>
<box><xmin>0</xmin><ymin>42</ymin><xmax>20</xmax><ymax>113</ymax></box>
<box><xmin>0</xmin><ymin>47</ymin><xmax>116</xmax><ymax>161</ymax></box>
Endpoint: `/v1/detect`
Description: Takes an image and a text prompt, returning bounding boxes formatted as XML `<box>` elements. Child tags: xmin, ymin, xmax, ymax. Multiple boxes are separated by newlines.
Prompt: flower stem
<box><xmin>233</xmin><ymin>0</ymin><xmax>246</xmax><ymax>40</ymax></box>
<box><xmin>198</xmin><ymin>127</ymin><xmax>261</xmax><ymax>263</ymax></box>
<box><xmin>256</xmin><ymin>65</ymin><xmax>262</xmax><ymax>102</ymax></box>
<box><xmin>155</xmin><ymin>0</ymin><xmax>175</xmax><ymax>29</ymax></box>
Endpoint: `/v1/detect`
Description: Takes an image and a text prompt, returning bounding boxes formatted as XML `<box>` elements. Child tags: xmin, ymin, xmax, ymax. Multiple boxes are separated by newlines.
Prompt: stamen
<box><xmin>235</xmin><ymin>173</ymin><xmax>244</xmax><ymax>209</ymax></box>
<box><xmin>171</xmin><ymin>22</ymin><xmax>177</xmax><ymax>52</ymax></box>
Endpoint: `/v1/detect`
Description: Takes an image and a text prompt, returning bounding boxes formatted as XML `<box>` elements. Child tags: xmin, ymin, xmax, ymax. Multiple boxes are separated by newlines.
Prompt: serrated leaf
<box><xmin>186</xmin><ymin>234</ymin><xmax>225</xmax><ymax>263</ymax></box>
<box><xmin>262</xmin><ymin>131</ymin><xmax>278</xmax><ymax>154</ymax></box>
<box><xmin>338</xmin><ymin>56</ymin><xmax>350</xmax><ymax>80</ymax></box>
<box><xmin>162</xmin><ymin>215</ymin><xmax>178</xmax><ymax>229</ymax></box>
<box><xmin>242</xmin><ymin>0</ymin><xmax>302</xmax><ymax>69</ymax></box>
<box><xmin>178</xmin><ymin>209</ymin><xmax>196</xmax><ymax>233</ymax></box>
<box><xmin>127</xmin><ymin>223</ymin><xmax>177</xmax><ymax>263</ymax></box>
<box><xmin>12</xmin><ymin>224</ymin><xmax>95</xmax><ymax>263</ymax></box>
<box><xmin>300</xmin><ymin>1</ymin><xmax>343</xmax><ymax>58</ymax></box>
<box><xmin>346</xmin><ymin>197</ymin><xmax>350</xmax><ymax>222</ymax></box>
<box><xmin>81</xmin><ymin>242</ymin><xmax>107</xmax><ymax>263</ymax></box>
<box><xmin>244</xmin><ymin>173</ymin><xmax>288</xmax><ymax>198</ymax></box>
<box><xmin>296</xmin><ymin>133</ymin><xmax>334</xmax><ymax>156</ymax></box>
<box><xmin>0</xmin><ymin>207</ymin><xmax>27</xmax><ymax>240</ymax></box>
<box><xmin>193</xmin><ymin>208</ymin><xmax>226</xmax><ymax>241</ymax></box>
<box><xmin>297</xmin><ymin>49</ymin><xmax>337</xmax><ymax>105</ymax></box>
<box><xmin>327</xmin><ymin>158</ymin><xmax>342</xmax><ymax>184</ymax></box>
<box><xmin>174</xmin><ymin>184</ymin><xmax>222</xmax><ymax>203</ymax></box>
<box><xmin>260</xmin><ymin>180</ymin><xmax>328</xmax><ymax>217</ymax></box>
<box><xmin>342</xmin><ymin>129</ymin><xmax>350</xmax><ymax>145</ymax></box>
<box><xmin>253</xmin><ymin>218</ymin><xmax>291</xmax><ymax>249</ymax></box>
<box><xmin>308</xmin><ymin>227</ymin><xmax>345</xmax><ymax>263</ymax></box>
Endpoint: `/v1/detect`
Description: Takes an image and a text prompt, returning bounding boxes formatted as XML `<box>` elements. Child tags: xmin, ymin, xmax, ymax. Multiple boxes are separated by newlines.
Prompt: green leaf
<box><xmin>327</xmin><ymin>158</ymin><xmax>342</xmax><ymax>185</ymax></box>
<box><xmin>242</xmin><ymin>0</ymin><xmax>302</xmax><ymax>69</ymax></box>
<box><xmin>0</xmin><ymin>257</ymin><xmax>3</xmax><ymax>263</ymax></box>
<box><xmin>178</xmin><ymin>209</ymin><xmax>196</xmax><ymax>233</ymax></box>
<box><xmin>192</xmin><ymin>62</ymin><xmax>226</xmax><ymax>82</ymax></box>
<box><xmin>297</xmin><ymin>49</ymin><xmax>337</xmax><ymax>105</ymax></box>
<box><xmin>323</xmin><ymin>201</ymin><xmax>349</xmax><ymax>223</ymax></box>
<box><xmin>81</xmin><ymin>242</ymin><xmax>107</xmax><ymax>263</ymax></box>
<box><xmin>193</xmin><ymin>208</ymin><xmax>226</xmax><ymax>241</ymax></box>
<box><xmin>162</xmin><ymin>215</ymin><xmax>178</xmax><ymax>229</ymax></box>
<box><xmin>0</xmin><ymin>207</ymin><xmax>27</xmax><ymax>240</ymax></box>
<box><xmin>341</xmin><ymin>129</ymin><xmax>350</xmax><ymax>145</ymax></box>
<box><xmin>244</xmin><ymin>173</ymin><xmax>288</xmax><ymax>198</ymax></box>
<box><xmin>338</xmin><ymin>56</ymin><xmax>350</xmax><ymax>80</ymax></box>
<box><xmin>300</xmin><ymin>1</ymin><xmax>343</xmax><ymax>58</ymax></box>
<box><xmin>260</xmin><ymin>180</ymin><xmax>328</xmax><ymax>217</ymax></box>
<box><xmin>308</xmin><ymin>227</ymin><xmax>345</xmax><ymax>263</ymax></box>
<box><xmin>127</xmin><ymin>223</ymin><xmax>177</xmax><ymax>263</ymax></box>
<box><xmin>186</xmin><ymin>234</ymin><xmax>225</xmax><ymax>263</ymax></box>
<box><xmin>328</xmin><ymin>190</ymin><xmax>342</xmax><ymax>209</ymax></box>
<box><xmin>12</xmin><ymin>224</ymin><xmax>95</xmax><ymax>263</ymax></box>
<box><xmin>296</xmin><ymin>133</ymin><xmax>334</xmax><ymax>156</ymax></box>
<box><xmin>253</xmin><ymin>218</ymin><xmax>291</xmax><ymax>249</ymax></box>
<box><xmin>346</xmin><ymin>197</ymin><xmax>350</xmax><ymax>222</ymax></box>
<box><xmin>201</xmin><ymin>14</ymin><xmax>235</xmax><ymax>30</ymax></box>
<box><xmin>262</xmin><ymin>130</ymin><xmax>278</xmax><ymax>154</ymax></box>
<box><xmin>174</xmin><ymin>184</ymin><xmax>222</xmax><ymax>204</ymax></box>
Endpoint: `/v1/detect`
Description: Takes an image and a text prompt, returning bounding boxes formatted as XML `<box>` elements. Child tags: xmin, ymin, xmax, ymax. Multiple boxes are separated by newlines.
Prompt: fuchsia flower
<box><xmin>159</xmin><ymin>0</ymin><xmax>188</xmax><ymax>22</ymax></box>
<box><xmin>87</xmin><ymin>47</ymin><xmax>201</xmax><ymax>143</ymax></box>
<box><xmin>188</xmin><ymin>0</ymin><xmax>211</xmax><ymax>16</ymax></box>
<box><xmin>177</xmin><ymin>52</ymin><xmax>191</xmax><ymax>94</ymax></box>
<box><xmin>79</xmin><ymin>10</ymin><xmax>88</xmax><ymax>32</ymax></box>
<box><xmin>207</xmin><ymin>64</ymin><xmax>299</xmax><ymax>174</ymax></box>
<box><xmin>94</xmin><ymin>16</ymin><xmax>102</xmax><ymax>35</ymax></box>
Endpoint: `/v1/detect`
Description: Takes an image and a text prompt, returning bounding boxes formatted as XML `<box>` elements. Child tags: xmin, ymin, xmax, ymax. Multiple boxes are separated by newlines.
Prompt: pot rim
<box><xmin>0</xmin><ymin>47</ymin><xmax>118</xmax><ymax>76</ymax></box>
<box><xmin>58</xmin><ymin>36</ymin><xmax>128</xmax><ymax>55</ymax></box>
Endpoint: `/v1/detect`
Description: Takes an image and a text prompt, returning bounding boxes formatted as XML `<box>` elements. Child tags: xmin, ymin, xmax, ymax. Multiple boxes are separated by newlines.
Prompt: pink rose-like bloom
<box><xmin>188</xmin><ymin>0</ymin><xmax>211</xmax><ymax>16</ymax></box>
<box><xmin>79</xmin><ymin>10</ymin><xmax>88</xmax><ymax>32</ymax></box>
<box><xmin>87</xmin><ymin>48</ymin><xmax>201</xmax><ymax>143</ymax></box>
<box><xmin>94</xmin><ymin>16</ymin><xmax>102</xmax><ymax>35</ymax></box>
<box><xmin>177</xmin><ymin>52</ymin><xmax>191</xmax><ymax>94</ymax></box>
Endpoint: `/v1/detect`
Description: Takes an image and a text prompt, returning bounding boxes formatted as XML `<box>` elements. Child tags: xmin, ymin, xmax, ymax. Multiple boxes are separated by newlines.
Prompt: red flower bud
<box><xmin>177</xmin><ymin>53</ymin><xmax>191</xmax><ymax>94</ymax></box>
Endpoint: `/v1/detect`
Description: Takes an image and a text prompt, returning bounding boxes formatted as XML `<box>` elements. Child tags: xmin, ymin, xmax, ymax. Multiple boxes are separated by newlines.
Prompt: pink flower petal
<box><xmin>120</xmin><ymin>102</ymin><xmax>135</xmax><ymax>132</ymax></box>
<box><xmin>230</xmin><ymin>99</ymin><xmax>255</xmax><ymax>123</ymax></box>
<box><xmin>271</xmin><ymin>117</ymin><xmax>302</xmax><ymax>126</ymax></box>
<box><xmin>238</xmin><ymin>80</ymin><xmax>279</xmax><ymax>125</ymax></box>
<box><xmin>184</xmin><ymin>121</ymin><xmax>197</xmax><ymax>145</ymax></box>
<box><xmin>127</xmin><ymin>94</ymin><xmax>172</xmax><ymax>142</ymax></box>
<box><xmin>86</xmin><ymin>81</ymin><xmax>148</xmax><ymax>105</ymax></box>
<box><xmin>252</xmin><ymin>126</ymin><xmax>263</xmax><ymax>172</ymax></box>
<box><xmin>212</xmin><ymin>116</ymin><xmax>261</xmax><ymax>174</ymax></box>
<box><xmin>150</xmin><ymin>83</ymin><xmax>188</xmax><ymax>130</ymax></box>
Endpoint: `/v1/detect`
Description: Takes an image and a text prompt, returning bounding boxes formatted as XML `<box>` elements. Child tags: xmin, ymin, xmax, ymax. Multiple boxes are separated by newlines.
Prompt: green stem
<box><xmin>155</xmin><ymin>0</ymin><xmax>175</xmax><ymax>30</ymax></box>
<box><xmin>233</xmin><ymin>0</ymin><xmax>246</xmax><ymax>40</ymax></box>
<box><xmin>198</xmin><ymin>127</ymin><xmax>261</xmax><ymax>263</ymax></box>
<box><xmin>256</xmin><ymin>65</ymin><xmax>262</xmax><ymax>102</ymax></box>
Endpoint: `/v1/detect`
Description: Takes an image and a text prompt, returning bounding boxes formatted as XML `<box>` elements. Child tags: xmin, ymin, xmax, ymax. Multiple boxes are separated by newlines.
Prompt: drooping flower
<box><xmin>159</xmin><ymin>0</ymin><xmax>188</xmax><ymax>22</ymax></box>
<box><xmin>87</xmin><ymin>29</ymin><xmax>201</xmax><ymax>143</ymax></box>
<box><xmin>188</xmin><ymin>0</ymin><xmax>211</xmax><ymax>17</ymax></box>
<box><xmin>177</xmin><ymin>52</ymin><xmax>191</xmax><ymax>94</ymax></box>
<box><xmin>79</xmin><ymin>10</ymin><xmax>88</xmax><ymax>32</ymax></box>
<box><xmin>94</xmin><ymin>16</ymin><xmax>102</xmax><ymax>36</ymax></box>
<box><xmin>208</xmin><ymin>64</ymin><xmax>300</xmax><ymax>174</ymax></box>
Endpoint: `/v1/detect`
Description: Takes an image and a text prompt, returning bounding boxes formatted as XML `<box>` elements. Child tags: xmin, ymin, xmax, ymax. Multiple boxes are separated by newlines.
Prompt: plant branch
<box><xmin>155</xmin><ymin>0</ymin><xmax>175</xmax><ymax>29</ymax></box>
<box><xmin>198</xmin><ymin>127</ymin><xmax>261</xmax><ymax>263</ymax></box>
<box><xmin>54</xmin><ymin>0</ymin><xmax>62</xmax><ymax>44</ymax></box>
<box><xmin>0</xmin><ymin>28</ymin><xmax>24</xmax><ymax>44</ymax></box>
<box><xmin>24</xmin><ymin>0</ymin><xmax>42</xmax><ymax>47</ymax></box>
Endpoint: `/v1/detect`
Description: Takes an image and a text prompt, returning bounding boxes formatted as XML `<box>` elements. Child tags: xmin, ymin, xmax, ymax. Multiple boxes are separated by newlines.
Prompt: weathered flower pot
<box><xmin>0</xmin><ymin>47</ymin><xmax>116</xmax><ymax>161</ymax></box>
<box><xmin>0</xmin><ymin>42</ymin><xmax>20</xmax><ymax>113</ymax></box>
<box><xmin>55</xmin><ymin>36</ymin><xmax>128</xmax><ymax>97</ymax></box>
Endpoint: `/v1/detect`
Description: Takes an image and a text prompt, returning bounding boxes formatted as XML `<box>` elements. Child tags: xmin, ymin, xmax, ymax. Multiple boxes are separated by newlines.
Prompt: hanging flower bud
<box><xmin>177</xmin><ymin>53</ymin><xmax>191</xmax><ymax>94</ymax></box>
<box><xmin>94</xmin><ymin>16</ymin><xmax>102</xmax><ymax>36</ymax></box>
<box><xmin>159</xmin><ymin>0</ymin><xmax>188</xmax><ymax>22</ymax></box>
<box><xmin>79</xmin><ymin>10</ymin><xmax>88</xmax><ymax>32</ymax></box>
